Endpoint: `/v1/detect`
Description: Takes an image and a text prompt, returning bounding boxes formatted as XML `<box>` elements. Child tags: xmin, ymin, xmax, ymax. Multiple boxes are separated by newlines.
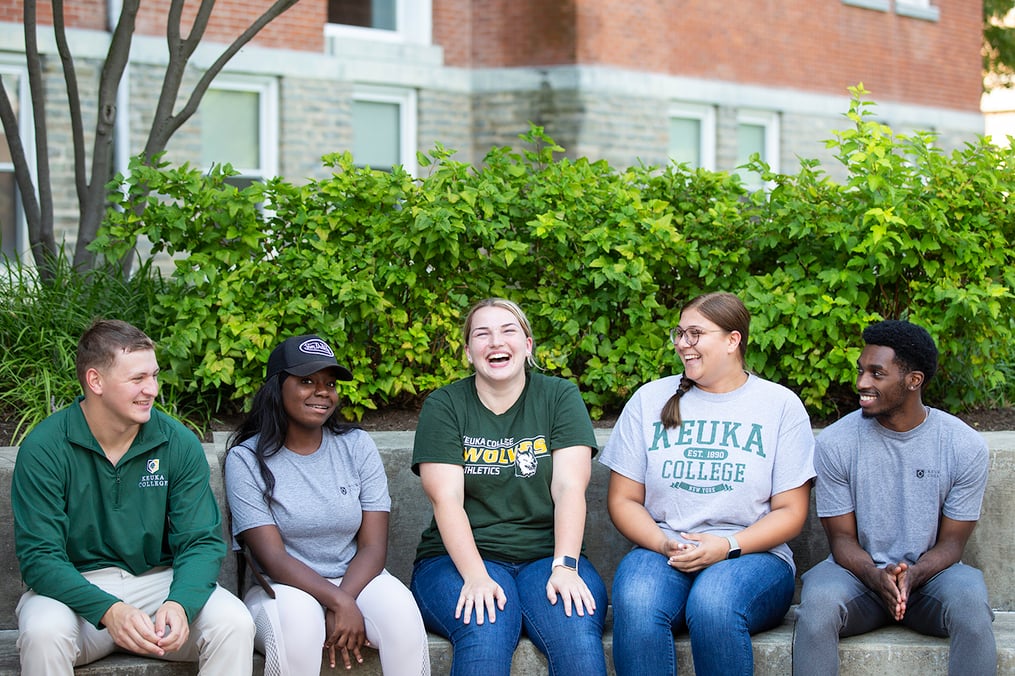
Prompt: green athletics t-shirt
<box><xmin>412</xmin><ymin>371</ymin><xmax>598</xmax><ymax>564</ymax></box>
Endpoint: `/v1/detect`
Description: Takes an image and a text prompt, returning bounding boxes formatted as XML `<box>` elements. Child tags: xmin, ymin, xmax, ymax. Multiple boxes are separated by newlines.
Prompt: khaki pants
<box><xmin>16</xmin><ymin>566</ymin><xmax>255</xmax><ymax>676</ymax></box>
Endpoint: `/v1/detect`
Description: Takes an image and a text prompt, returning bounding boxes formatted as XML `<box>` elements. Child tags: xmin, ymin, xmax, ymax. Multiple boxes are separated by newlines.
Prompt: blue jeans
<box><xmin>792</xmin><ymin>559</ymin><xmax>996</xmax><ymax>676</ymax></box>
<box><xmin>410</xmin><ymin>554</ymin><xmax>608</xmax><ymax>676</ymax></box>
<box><xmin>611</xmin><ymin>547</ymin><xmax>794</xmax><ymax>676</ymax></box>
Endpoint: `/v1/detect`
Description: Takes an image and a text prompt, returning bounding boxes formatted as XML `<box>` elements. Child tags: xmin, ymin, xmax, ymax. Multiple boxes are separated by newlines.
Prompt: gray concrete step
<box><xmin>0</xmin><ymin>611</ymin><xmax>1010</xmax><ymax>675</ymax></box>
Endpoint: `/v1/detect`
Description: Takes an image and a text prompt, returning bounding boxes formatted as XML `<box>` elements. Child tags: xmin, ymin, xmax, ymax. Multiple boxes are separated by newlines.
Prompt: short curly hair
<box><xmin>862</xmin><ymin>319</ymin><xmax>938</xmax><ymax>384</ymax></box>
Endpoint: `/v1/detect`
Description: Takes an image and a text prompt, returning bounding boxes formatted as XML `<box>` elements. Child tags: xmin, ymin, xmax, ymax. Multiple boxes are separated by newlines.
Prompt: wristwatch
<box><xmin>725</xmin><ymin>535</ymin><xmax>742</xmax><ymax>560</ymax></box>
<box><xmin>552</xmin><ymin>555</ymin><xmax>579</xmax><ymax>573</ymax></box>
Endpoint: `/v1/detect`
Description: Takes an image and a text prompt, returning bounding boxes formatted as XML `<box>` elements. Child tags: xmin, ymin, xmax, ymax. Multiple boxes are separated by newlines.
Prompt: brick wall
<box><xmin>10</xmin><ymin>0</ymin><xmax>327</xmax><ymax>52</ymax></box>
<box><xmin>8</xmin><ymin>0</ymin><xmax>982</xmax><ymax>111</ymax></box>
<box><xmin>443</xmin><ymin>0</ymin><xmax>578</xmax><ymax>68</ymax></box>
<box><xmin>17</xmin><ymin>0</ymin><xmax>107</xmax><ymax>30</ymax></box>
<box><xmin>445</xmin><ymin>0</ymin><xmax>982</xmax><ymax>112</ymax></box>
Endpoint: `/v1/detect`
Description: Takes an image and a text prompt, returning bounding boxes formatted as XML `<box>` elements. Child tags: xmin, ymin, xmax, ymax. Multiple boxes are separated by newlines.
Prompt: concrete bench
<box><xmin>0</xmin><ymin>429</ymin><xmax>1012</xmax><ymax>675</ymax></box>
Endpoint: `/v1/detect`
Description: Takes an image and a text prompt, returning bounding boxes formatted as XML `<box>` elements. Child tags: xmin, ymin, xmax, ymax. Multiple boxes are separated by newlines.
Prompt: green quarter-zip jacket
<box><xmin>12</xmin><ymin>396</ymin><xmax>225</xmax><ymax>628</ymax></box>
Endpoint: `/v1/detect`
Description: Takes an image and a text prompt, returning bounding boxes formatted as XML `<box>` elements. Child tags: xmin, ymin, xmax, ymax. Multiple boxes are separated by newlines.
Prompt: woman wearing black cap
<box><xmin>224</xmin><ymin>335</ymin><xmax>429</xmax><ymax>676</ymax></box>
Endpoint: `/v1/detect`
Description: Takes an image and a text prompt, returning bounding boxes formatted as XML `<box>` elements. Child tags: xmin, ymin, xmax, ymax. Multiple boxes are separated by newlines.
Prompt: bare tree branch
<box><xmin>72</xmin><ymin>0</ymin><xmax>141</xmax><ymax>268</ymax></box>
<box><xmin>21</xmin><ymin>0</ymin><xmax>57</xmax><ymax>273</ymax></box>
<box><xmin>143</xmin><ymin>0</ymin><xmax>301</xmax><ymax>157</ymax></box>
<box><xmin>51</xmin><ymin>0</ymin><xmax>88</xmax><ymax>205</ymax></box>
<box><xmin>7</xmin><ymin>0</ymin><xmax>304</xmax><ymax>273</ymax></box>
<box><xmin>0</xmin><ymin>78</ymin><xmax>45</xmax><ymax>259</ymax></box>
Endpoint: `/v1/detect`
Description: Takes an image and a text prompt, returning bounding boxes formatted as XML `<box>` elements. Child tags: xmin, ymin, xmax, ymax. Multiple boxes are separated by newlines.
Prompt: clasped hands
<box><xmin>865</xmin><ymin>561</ymin><xmax>912</xmax><ymax>621</ymax></box>
<box><xmin>662</xmin><ymin>531</ymin><xmax>730</xmax><ymax>572</ymax></box>
<box><xmin>324</xmin><ymin>587</ymin><xmax>372</xmax><ymax>671</ymax></box>
<box><xmin>101</xmin><ymin>600</ymin><xmax>189</xmax><ymax>657</ymax></box>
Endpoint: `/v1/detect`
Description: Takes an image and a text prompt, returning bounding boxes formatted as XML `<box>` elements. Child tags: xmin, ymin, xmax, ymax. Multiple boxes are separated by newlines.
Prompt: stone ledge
<box><xmin>0</xmin><ymin>429</ymin><xmax>1012</xmax><ymax>674</ymax></box>
<box><xmin>0</xmin><ymin>611</ymin><xmax>1011</xmax><ymax>675</ymax></box>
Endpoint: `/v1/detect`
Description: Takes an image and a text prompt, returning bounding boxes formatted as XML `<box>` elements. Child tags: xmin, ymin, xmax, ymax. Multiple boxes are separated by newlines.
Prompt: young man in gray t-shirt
<box><xmin>792</xmin><ymin>320</ymin><xmax>996</xmax><ymax>676</ymax></box>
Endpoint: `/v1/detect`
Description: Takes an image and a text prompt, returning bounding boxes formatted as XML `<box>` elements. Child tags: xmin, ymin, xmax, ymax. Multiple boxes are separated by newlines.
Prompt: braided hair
<box><xmin>660</xmin><ymin>292</ymin><xmax>751</xmax><ymax>429</ymax></box>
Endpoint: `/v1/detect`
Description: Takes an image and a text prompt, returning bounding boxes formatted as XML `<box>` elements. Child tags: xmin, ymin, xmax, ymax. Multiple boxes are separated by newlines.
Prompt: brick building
<box><xmin>0</xmin><ymin>0</ymin><xmax>985</xmax><ymax>259</ymax></box>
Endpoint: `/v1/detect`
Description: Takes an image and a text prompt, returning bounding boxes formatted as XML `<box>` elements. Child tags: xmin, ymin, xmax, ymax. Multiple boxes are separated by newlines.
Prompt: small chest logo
<box><xmin>139</xmin><ymin>457</ymin><xmax>168</xmax><ymax>488</ymax></box>
<box><xmin>915</xmin><ymin>468</ymin><xmax>941</xmax><ymax>479</ymax></box>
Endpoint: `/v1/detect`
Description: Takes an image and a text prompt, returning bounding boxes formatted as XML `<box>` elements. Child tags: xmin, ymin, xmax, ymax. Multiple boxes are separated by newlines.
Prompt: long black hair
<box><xmin>226</xmin><ymin>371</ymin><xmax>357</xmax><ymax>506</ymax></box>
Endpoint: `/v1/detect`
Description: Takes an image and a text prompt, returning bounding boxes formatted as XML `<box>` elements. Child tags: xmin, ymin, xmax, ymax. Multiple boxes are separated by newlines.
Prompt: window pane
<box><xmin>0</xmin><ymin>173</ymin><xmax>16</xmax><ymax>258</ymax></box>
<box><xmin>669</xmin><ymin>117</ymin><xmax>702</xmax><ymax>167</ymax></box>
<box><xmin>329</xmin><ymin>0</ymin><xmax>396</xmax><ymax>30</ymax></box>
<box><xmin>201</xmin><ymin>89</ymin><xmax>260</xmax><ymax>170</ymax></box>
<box><xmin>352</xmin><ymin>100</ymin><xmax>400</xmax><ymax>168</ymax></box>
<box><xmin>737</xmin><ymin>123</ymin><xmax>766</xmax><ymax>165</ymax></box>
<box><xmin>0</xmin><ymin>72</ymin><xmax>20</xmax><ymax>164</ymax></box>
<box><xmin>0</xmin><ymin>72</ymin><xmax>20</xmax><ymax>257</ymax></box>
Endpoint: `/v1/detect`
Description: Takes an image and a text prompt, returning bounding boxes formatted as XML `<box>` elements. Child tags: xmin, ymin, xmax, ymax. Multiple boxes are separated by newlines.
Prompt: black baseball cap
<box><xmin>266</xmin><ymin>335</ymin><xmax>353</xmax><ymax>381</ymax></box>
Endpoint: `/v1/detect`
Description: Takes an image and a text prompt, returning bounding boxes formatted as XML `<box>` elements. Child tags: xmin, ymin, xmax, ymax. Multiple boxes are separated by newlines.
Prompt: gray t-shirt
<box><xmin>600</xmin><ymin>373</ymin><xmax>815</xmax><ymax>571</ymax></box>
<box><xmin>814</xmin><ymin>408</ymin><xmax>988</xmax><ymax>567</ymax></box>
<box><xmin>225</xmin><ymin>428</ymin><xmax>391</xmax><ymax>579</ymax></box>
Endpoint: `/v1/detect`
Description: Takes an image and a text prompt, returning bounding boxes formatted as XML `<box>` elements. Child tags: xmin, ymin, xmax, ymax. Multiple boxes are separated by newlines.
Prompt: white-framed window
<box><xmin>894</xmin><ymin>0</ymin><xmax>939</xmax><ymax>21</ymax></box>
<box><xmin>0</xmin><ymin>63</ymin><xmax>33</xmax><ymax>261</ymax></box>
<box><xmin>736</xmin><ymin>110</ymin><xmax>780</xmax><ymax>192</ymax></box>
<box><xmin>668</xmin><ymin>103</ymin><xmax>716</xmax><ymax>171</ymax></box>
<box><xmin>200</xmin><ymin>76</ymin><xmax>278</xmax><ymax>187</ymax></box>
<box><xmin>351</xmin><ymin>86</ymin><xmax>417</xmax><ymax>175</ymax></box>
<box><xmin>325</xmin><ymin>0</ymin><xmax>431</xmax><ymax>45</ymax></box>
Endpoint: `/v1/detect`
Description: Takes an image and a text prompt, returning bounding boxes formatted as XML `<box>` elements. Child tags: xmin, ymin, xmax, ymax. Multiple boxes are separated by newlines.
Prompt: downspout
<box><xmin>108</xmin><ymin>0</ymin><xmax>138</xmax><ymax>272</ymax></box>
<box><xmin>109</xmin><ymin>0</ymin><xmax>130</xmax><ymax>184</ymax></box>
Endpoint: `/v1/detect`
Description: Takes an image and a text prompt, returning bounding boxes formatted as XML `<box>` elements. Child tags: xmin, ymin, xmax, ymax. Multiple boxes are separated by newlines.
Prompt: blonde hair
<box><xmin>660</xmin><ymin>292</ymin><xmax>750</xmax><ymax>428</ymax></box>
<box><xmin>462</xmin><ymin>298</ymin><xmax>538</xmax><ymax>369</ymax></box>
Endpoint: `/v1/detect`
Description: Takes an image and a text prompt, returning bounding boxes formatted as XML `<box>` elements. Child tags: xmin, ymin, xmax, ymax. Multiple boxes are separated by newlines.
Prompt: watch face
<box><xmin>563</xmin><ymin>556</ymin><xmax>578</xmax><ymax>569</ymax></box>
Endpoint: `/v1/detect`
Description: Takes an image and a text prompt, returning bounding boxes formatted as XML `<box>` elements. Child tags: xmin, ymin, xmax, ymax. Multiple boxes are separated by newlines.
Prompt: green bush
<box><xmin>0</xmin><ymin>252</ymin><xmax>200</xmax><ymax>443</ymax></box>
<box><xmin>86</xmin><ymin>86</ymin><xmax>1015</xmax><ymax>423</ymax></box>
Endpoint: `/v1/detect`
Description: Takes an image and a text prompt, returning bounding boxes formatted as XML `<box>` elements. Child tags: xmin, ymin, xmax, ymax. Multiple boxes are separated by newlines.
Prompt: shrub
<box><xmin>88</xmin><ymin>86</ymin><xmax>1014</xmax><ymax>423</ymax></box>
<box><xmin>0</xmin><ymin>252</ymin><xmax>197</xmax><ymax>443</ymax></box>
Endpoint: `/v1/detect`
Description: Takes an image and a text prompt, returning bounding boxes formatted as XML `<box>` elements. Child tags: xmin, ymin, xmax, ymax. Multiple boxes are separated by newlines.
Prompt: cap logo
<box><xmin>299</xmin><ymin>338</ymin><xmax>334</xmax><ymax>358</ymax></box>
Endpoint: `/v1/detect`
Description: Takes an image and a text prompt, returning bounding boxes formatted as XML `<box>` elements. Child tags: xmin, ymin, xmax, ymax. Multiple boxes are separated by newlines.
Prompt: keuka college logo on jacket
<box><xmin>138</xmin><ymin>457</ymin><xmax>168</xmax><ymax>488</ymax></box>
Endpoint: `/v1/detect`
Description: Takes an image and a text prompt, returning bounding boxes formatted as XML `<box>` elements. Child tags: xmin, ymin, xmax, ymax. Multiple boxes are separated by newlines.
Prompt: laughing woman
<box><xmin>225</xmin><ymin>334</ymin><xmax>429</xmax><ymax>676</ymax></box>
<box><xmin>410</xmin><ymin>298</ymin><xmax>607</xmax><ymax>676</ymax></box>
<box><xmin>600</xmin><ymin>292</ymin><xmax>815</xmax><ymax>676</ymax></box>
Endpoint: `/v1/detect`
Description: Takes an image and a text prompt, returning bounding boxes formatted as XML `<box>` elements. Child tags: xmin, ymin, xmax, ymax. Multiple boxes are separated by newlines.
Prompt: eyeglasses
<box><xmin>669</xmin><ymin>327</ymin><xmax>725</xmax><ymax>347</ymax></box>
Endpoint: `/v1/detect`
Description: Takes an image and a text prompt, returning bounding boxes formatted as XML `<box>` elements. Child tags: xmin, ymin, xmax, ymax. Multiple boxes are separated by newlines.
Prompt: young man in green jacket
<box><xmin>12</xmin><ymin>319</ymin><xmax>254</xmax><ymax>675</ymax></box>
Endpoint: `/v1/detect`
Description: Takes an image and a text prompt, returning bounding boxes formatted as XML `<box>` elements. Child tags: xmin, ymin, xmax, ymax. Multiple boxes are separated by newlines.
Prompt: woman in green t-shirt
<box><xmin>409</xmin><ymin>298</ymin><xmax>607</xmax><ymax>676</ymax></box>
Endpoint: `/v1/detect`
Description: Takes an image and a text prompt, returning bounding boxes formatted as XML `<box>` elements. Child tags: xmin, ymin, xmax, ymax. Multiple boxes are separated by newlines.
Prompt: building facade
<box><xmin>0</xmin><ymin>0</ymin><xmax>985</xmax><ymax>260</ymax></box>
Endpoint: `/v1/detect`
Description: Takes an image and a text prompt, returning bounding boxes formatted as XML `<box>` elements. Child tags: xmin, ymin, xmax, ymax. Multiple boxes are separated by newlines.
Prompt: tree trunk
<box><xmin>5</xmin><ymin>0</ymin><xmax>303</xmax><ymax>275</ymax></box>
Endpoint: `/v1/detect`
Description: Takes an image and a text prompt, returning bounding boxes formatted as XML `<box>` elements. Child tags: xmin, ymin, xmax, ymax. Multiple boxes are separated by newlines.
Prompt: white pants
<box><xmin>245</xmin><ymin>569</ymin><xmax>430</xmax><ymax>676</ymax></box>
<box><xmin>16</xmin><ymin>566</ymin><xmax>255</xmax><ymax>676</ymax></box>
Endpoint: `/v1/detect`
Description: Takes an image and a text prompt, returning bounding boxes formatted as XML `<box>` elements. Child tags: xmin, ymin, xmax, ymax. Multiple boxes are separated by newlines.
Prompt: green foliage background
<box><xmin>5</xmin><ymin>87</ymin><xmax>1013</xmax><ymax>439</ymax></box>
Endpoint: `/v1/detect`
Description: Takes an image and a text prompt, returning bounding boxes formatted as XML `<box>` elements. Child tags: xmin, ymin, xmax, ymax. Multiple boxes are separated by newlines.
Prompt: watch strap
<box><xmin>725</xmin><ymin>535</ymin><xmax>742</xmax><ymax>559</ymax></box>
<box><xmin>552</xmin><ymin>555</ymin><xmax>579</xmax><ymax>572</ymax></box>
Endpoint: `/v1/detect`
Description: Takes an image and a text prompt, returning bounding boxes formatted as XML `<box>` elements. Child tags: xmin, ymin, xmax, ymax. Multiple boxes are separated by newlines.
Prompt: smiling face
<box><xmin>856</xmin><ymin>344</ymin><xmax>919</xmax><ymax>424</ymax></box>
<box><xmin>281</xmin><ymin>368</ymin><xmax>340</xmax><ymax>431</ymax></box>
<box><xmin>674</xmin><ymin>307</ymin><xmax>743</xmax><ymax>392</ymax></box>
<box><xmin>465</xmin><ymin>305</ymin><xmax>533</xmax><ymax>386</ymax></box>
<box><xmin>87</xmin><ymin>348</ymin><xmax>160</xmax><ymax>428</ymax></box>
